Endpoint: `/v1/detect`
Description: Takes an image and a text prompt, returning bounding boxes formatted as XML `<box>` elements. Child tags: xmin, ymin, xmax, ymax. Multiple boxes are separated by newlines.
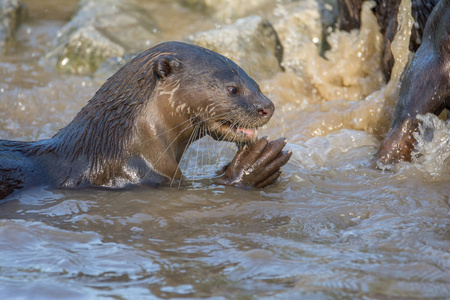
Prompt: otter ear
<box><xmin>154</xmin><ymin>56</ymin><xmax>182</xmax><ymax>79</ymax></box>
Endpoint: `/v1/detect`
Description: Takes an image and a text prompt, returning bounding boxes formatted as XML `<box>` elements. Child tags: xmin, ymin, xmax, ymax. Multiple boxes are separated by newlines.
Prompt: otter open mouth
<box><xmin>207</xmin><ymin>119</ymin><xmax>259</xmax><ymax>143</ymax></box>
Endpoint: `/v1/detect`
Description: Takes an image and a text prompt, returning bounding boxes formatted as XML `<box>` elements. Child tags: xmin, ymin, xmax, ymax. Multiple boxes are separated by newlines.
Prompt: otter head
<box><xmin>152</xmin><ymin>42</ymin><xmax>275</xmax><ymax>145</ymax></box>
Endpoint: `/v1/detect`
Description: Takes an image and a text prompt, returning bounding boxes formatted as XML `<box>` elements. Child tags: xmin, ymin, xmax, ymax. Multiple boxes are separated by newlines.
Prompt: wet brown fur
<box><xmin>373</xmin><ymin>0</ymin><xmax>450</xmax><ymax>165</ymax></box>
<box><xmin>0</xmin><ymin>41</ymin><xmax>284</xmax><ymax>199</ymax></box>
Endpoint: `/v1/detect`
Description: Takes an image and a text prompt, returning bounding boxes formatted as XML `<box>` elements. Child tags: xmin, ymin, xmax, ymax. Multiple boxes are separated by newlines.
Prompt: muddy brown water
<box><xmin>1</xmin><ymin>0</ymin><xmax>449</xmax><ymax>299</ymax></box>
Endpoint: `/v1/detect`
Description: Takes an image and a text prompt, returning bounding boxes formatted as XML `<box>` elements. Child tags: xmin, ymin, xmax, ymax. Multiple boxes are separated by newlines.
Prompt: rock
<box><xmin>187</xmin><ymin>15</ymin><xmax>283</xmax><ymax>80</ymax></box>
<box><xmin>181</xmin><ymin>0</ymin><xmax>272</xmax><ymax>22</ymax></box>
<box><xmin>54</xmin><ymin>25</ymin><xmax>126</xmax><ymax>75</ymax></box>
<box><xmin>273</xmin><ymin>0</ymin><xmax>337</xmax><ymax>73</ymax></box>
<box><xmin>269</xmin><ymin>1</ymin><xmax>383</xmax><ymax>103</ymax></box>
<box><xmin>46</xmin><ymin>0</ymin><xmax>158</xmax><ymax>74</ymax></box>
<box><xmin>0</xmin><ymin>0</ymin><xmax>26</xmax><ymax>54</ymax></box>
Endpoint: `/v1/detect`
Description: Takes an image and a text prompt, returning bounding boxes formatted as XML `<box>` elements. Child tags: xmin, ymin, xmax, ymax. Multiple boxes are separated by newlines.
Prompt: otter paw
<box><xmin>216</xmin><ymin>137</ymin><xmax>292</xmax><ymax>188</ymax></box>
<box><xmin>373</xmin><ymin>118</ymin><xmax>419</xmax><ymax>167</ymax></box>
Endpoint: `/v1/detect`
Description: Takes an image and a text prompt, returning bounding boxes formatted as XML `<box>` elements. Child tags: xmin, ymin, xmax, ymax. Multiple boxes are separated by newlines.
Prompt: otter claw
<box><xmin>239</xmin><ymin>136</ymin><xmax>270</xmax><ymax>170</ymax></box>
<box><xmin>256</xmin><ymin>169</ymin><xmax>282</xmax><ymax>188</ymax></box>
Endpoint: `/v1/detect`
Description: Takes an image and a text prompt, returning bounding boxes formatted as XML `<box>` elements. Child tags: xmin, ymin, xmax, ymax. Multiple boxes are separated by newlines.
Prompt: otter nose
<box><xmin>257</xmin><ymin>100</ymin><xmax>275</xmax><ymax>119</ymax></box>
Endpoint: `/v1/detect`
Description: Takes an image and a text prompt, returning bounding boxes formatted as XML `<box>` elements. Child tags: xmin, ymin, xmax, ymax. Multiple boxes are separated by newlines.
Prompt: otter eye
<box><xmin>227</xmin><ymin>86</ymin><xmax>239</xmax><ymax>95</ymax></box>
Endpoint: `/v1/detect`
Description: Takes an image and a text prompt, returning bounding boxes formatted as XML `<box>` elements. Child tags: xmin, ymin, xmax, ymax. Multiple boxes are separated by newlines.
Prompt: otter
<box><xmin>338</xmin><ymin>0</ymin><xmax>439</xmax><ymax>81</ymax></box>
<box><xmin>0</xmin><ymin>41</ymin><xmax>292</xmax><ymax>200</ymax></box>
<box><xmin>374</xmin><ymin>0</ymin><xmax>450</xmax><ymax>165</ymax></box>
<box><xmin>338</xmin><ymin>0</ymin><xmax>449</xmax><ymax>165</ymax></box>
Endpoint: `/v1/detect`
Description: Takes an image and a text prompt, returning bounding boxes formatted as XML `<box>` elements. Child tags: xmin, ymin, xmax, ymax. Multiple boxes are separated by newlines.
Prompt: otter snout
<box><xmin>256</xmin><ymin>96</ymin><xmax>275</xmax><ymax>120</ymax></box>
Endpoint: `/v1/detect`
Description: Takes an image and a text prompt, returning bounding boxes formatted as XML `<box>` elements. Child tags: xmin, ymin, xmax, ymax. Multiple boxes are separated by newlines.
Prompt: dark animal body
<box><xmin>338</xmin><ymin>0</ymin><xmax>440</xmax><ymax>81</ymax></box>
<box><xmin>0</xmin><ymin>42</ymin><xmax>291</xmax><ymax>199</ymax></box>
<box><xmin>338</xmin><ymin>0</ymin><xmax>450</xmax><ymax>165</ymax></box>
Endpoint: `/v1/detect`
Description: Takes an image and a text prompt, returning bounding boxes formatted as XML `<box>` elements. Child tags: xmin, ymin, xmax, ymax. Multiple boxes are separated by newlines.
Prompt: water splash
<box><xmin>412</xmin><ymin>114</ymin><xmax>450</xmax><ymax>177</ymax></box>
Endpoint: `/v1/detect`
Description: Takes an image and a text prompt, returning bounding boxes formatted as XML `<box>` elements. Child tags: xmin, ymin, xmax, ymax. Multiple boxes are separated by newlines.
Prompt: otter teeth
<box><xmin>219</xmin><ymin>121</ymin><xmax>257</xmax><ymax>138</ymax></box>
<box><xmin>236</xmin><ymin>127</ymin><xmax>256</xmax><ymax>138</ymax></box>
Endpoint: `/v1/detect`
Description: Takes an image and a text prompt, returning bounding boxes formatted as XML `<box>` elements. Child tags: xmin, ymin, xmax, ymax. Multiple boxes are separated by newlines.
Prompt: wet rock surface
<box><xmin>187</xmin><ymin>15</ymin><xmax>283</xmax><ymax>80</ymax></box>
<box><xmin>39</xmin><ymin>0</ymin><xmax>341</xmax><ymax>79</ymax></box>
<box><xmin>46</xmin><ymin>0</ymin><xmax>341</xmax><ymax>80</ymax></box>
<box><xmin>274</xmin><ymin>0</ymin><xmax>337</xmax><ymax>73</ymax></box>
<box><xmin>46</xmin><ymin>0</ymin><xmax>158</xmax><ymax>74</ymax></box>
<box><xmin>0</xmin><ymin>0</ymin><xmax>26</xmax><ymax>54</ymax></box>
<box><xmin>181</xmin><ymin>0</ymin><xmax>273</xmax><ymax>22</ymax></box>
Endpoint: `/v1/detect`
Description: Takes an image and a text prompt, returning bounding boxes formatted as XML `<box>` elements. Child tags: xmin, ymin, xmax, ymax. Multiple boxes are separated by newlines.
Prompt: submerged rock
<box><xmin>187</xmin><ymin>15</ymin><xmax>283</xmax><ymax>80</ymax></box>
<box><xmin>46</xmin><ymin>0</ymin><xmax>158</xmax><ymax>74</ymax></box>
<box><xmin>0</xmin><ymin>0</ymin><xmax>26</xmax><ymax>54</ymax></box>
